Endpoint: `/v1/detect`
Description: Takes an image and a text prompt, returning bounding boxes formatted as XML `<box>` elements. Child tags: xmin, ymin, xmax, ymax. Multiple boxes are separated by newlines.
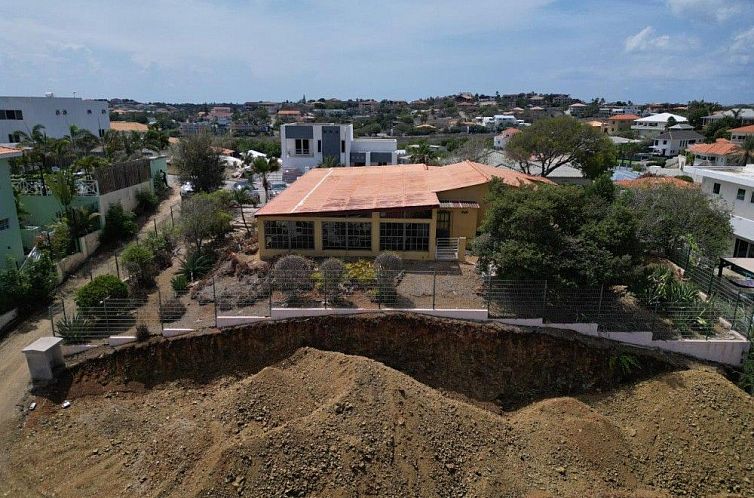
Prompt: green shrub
<box><xmin>135</xmin><ymin>189</ymin><xmax>159</xmax><ymax>216</ymax></box>
<box><xmin>56</xmin><ymin>313</ymin><xmax>91</xmax><ymax>344</ymax></box>
<box><xmin>374</xmin><ymin>252</ymin><xmax>402</xmax><ymax>303</ymax></box>
<box><xmin>120</xmin><ymin>243</ymin><xmax>157</xmax><ymax>288</ymax></box>
<box><xmin>49</xmin><ymin>219</ymin><xmax>74</xmax><ymax>260</ymax></box>
<box><xmin>144</xmin><ymin>229</ymin><xmax>176</xmax><ymax>269</ymax></box>
<box><xmin>320</xmin><ymin>258</ymin><xmax>345</xmax><ymax>301</ymax></box>
<box><xmin>178</xmin><ymin>251</ymin><xmax>215</xmax><ymax>281</ymax></box>
<box><xmin>345</xmin><ymin>260</ymin><xmax>376</xmax><ymax>286</ymax></box>
<box><xmin>100</xmin><ymin>203</ymin><xmax>137</xmax><ymax>245</ymax></box>
<box><xmin>0</xmin><ymin>254</ymin><xmax>58</xmax><ymax>313</ymax></box>
<box><xmin>160</xmin><ymin>297</ymin><xmax>187</xmax><ymax>322</ymax></box>
<box><xmin>273</xmin><ymin>255</ymin><xmax>312</xmax><ymax>303</ymax></box>
<box><xmin>676</xmin><ymin>175</ymin><xmax>693</xmax><ymax>183</ymax></box>
<box><xmin>171</xmin><ymin>274</ymin><xmax>189</xmax><ymax>293</ymax></box>
<box><xmin>74</xmin><ymin>275</ymin><xmax>128</xmax><ymax>309</ymax></box>
<box><xmin>135</xmin><ymin>322</ymin><xmax>150</xmax><ymax>342</ymax></box>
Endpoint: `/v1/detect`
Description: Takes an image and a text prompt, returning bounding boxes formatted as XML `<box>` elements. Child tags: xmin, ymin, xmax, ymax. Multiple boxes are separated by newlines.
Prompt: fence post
<box><xmin>170</xmin><ymin>205</ymin><xmax>175</xmax><ymax>227</ymax></box>
<box><xmin>597</xmin><ymin>284</ymin><xmax>604</xmax><ymax>319</ymax></box>
<box><xmin>542</xmin><ymin>280</ymin><xmax>548</xmax><ymax>321</ymax></box>
<box><xmin>747</xmin><ymin>307</ymin><xmax>754</xmax><ymax>339</ymax></box>
<box><xmin>485</xmin><ymin>272</ymin><xmax>492</xmax><ymax>314</ymax></box>
<box><xmin>212</xmin><ymin>278</ymin><xmax>218</xmax><ymax>327</ymax></box>
<box><xmin>153</xmin><ymin>218</ymin><xmax>158</xmax><ymax>235</ymax></box>
<box><xmin>707</xmin><ymin>270</ymin><xmax>714</xmax><ymax>297</ymax></box>
<box><xmin>432</xmin><ymin>270</ymin><xmax>437</xmax><ymax>310</ymax></box>
<box><xmin>732</xmin><ymin>291</ymin><xmax>741</xmax><ymax>325</ymax></box>
<box><xmin>50</xmin><ymin>305</ymin><xmax>57</xmax><ymax>336</ymax></box>
<box><xmin>103</xmin><ymin>297</ymin><xmax>110</xmax><ymax>335</ymax></box>
<box><xmin>269</xmin><ymin>280</ymin><xmax>273</xmax><ymax>316</ymax></box>
<box><xmin>157</xmin><ymin>289</ymin><xmax>164</xmax><ymax>332</ymax></box>
<box><xmin>61</xmin><ymin>298</ymin><xmax>67</xmax><ymax>322</ymax></box>
<box><xmin>114</xmin><ymin>253</ymin><xmax>121</xmax><ymax>280</ymax></box>
<box><xmin>685</xmin><ymin>245</ymin><xmax>692</xmax><ymax>271</ymax></box>
<box><xmin>89</xmin><ymin>270</ymin><xmax>94</xmax><ymax>283</ymax></box>
<box><xmin>323</xmin><ymin>275</ymin><xmax>328</xmax><ymax>309</ymax></box>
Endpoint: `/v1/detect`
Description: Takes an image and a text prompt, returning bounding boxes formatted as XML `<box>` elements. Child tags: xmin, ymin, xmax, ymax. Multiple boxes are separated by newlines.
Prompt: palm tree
<box><xmin>737</xmin><ymin>136</ymin><xmax>754</xmax><ymax>166</ymax></box>
<box><xmin>252</xmin><ymin>156</ymin><xmax>280</xmax><ymax>202</ymax></box>
<box><xmin>318</xmin><ymin>156</ymin><xmax>341</xmax><ymax>168</ymax></box>
<box><xmin>231</xmin><ymin>186</ymin><xmax>256</xmax><ymax>234</ymax></box>
<box><xmin>408</xmin><ymin>142</ymin><xmax>438</xmax><ymax>165</ymax></box>
<box><xmin>47</xmin><ymin>168</ymin><xmax>76</xmax><ymax>219</ymax></box>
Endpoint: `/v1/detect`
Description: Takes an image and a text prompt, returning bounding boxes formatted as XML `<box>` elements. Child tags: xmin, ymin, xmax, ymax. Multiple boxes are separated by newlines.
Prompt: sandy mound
<box><xmin>8</xmin><ymin>348</ymin><xmax>754</xmax><ymax>497</ymax></box>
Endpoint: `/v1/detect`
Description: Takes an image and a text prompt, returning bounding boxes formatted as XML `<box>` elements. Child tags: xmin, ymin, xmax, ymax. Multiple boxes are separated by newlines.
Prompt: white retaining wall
<box><xmin>268</xmin><ymin>307</ymin><xmax>488</xmax><ymax>321</ymax></box>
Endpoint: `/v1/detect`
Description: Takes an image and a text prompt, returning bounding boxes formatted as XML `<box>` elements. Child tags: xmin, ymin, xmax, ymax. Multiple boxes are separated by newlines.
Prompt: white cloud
<box><xmin>730</xmin><ymin>26</ymin><xmax>754</xmax><ymax>64</ymax></box>
<box><xmin>624</xmin><ymin>26</ymin><xmax>671</xmax><ymax>52</ymax></box>
<box><xmin>667</xmin><ymin>0</ymin><xmax>742</xmax><ymax>23</ymax></box>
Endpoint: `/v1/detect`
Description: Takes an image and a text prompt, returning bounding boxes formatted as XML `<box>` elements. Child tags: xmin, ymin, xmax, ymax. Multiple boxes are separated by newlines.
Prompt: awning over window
<box><xmin>438</xmin><ymin>201</ymin><xmax>480</xmax><ymax>209</ymax></box>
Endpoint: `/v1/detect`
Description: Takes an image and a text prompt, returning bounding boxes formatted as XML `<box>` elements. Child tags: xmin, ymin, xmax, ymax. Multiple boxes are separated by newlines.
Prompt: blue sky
<box><xmin>0</xmin><ymin>0</ymin><xmax>752</xmax><ymax>104</ymax></box>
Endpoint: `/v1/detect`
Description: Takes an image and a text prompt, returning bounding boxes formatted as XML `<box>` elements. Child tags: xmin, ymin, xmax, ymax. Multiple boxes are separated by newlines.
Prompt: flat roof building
<box><xmin>1</xmin><ymin>95</ymin><xmax>109</xmax><ymax>143</ymax></box>
<box><xmin>255</xmin><ymin>161</ymin><xmax>551</xmax><ymax>261</ymax></box>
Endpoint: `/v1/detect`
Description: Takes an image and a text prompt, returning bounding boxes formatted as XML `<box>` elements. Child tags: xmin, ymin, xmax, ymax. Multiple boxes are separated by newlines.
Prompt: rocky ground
<box><xmin>6</xmin><ymin>347</ymin><xmax>754</xmax><ymax>497</ymax></box>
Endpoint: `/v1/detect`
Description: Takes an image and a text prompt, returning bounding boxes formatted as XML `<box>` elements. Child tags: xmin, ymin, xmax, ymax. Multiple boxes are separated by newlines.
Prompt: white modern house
<box><xmin>687</xmin><ymin>163</ymin><xmax>754</xmax><ymax>257</ymax></box>
<box><xmin>1</xmin><ymin>95</ymin><xmax>110</xmax><ymax>143</ymax></box>
<box><xmin>631</xmin><ymin>112</ymin><xmax>688</xmax><ymax>139</ymax></box>
<box><xmin>493</xmin><ymin>128</ymin><xmax>520</xmax><ymax>149</ymax></box>
<box><xmin>280</xmin><ymin>123</ymin><xmax>397</xmax><ymax>171</ymax></box>
<box><xmin>701</xmin><ymin>108</ymin><xmax>754</xmax><ymax>127</ymax></box>
<box><xmin>651</xmin><ymin>124</ymin><xmax>704</xmax><ymax>157</ymax></box>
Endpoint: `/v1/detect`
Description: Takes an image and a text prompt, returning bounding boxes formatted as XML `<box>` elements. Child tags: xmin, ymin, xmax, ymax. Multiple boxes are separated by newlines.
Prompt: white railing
<box><xmin>436</xmin><ymin>237</ymin><xmax>460</xmax><ymax>261</ymax></box>
<box><xmin>11</xmin><ymin>177</ymin><xmax>99</xmax><ymax>197</ymax></box>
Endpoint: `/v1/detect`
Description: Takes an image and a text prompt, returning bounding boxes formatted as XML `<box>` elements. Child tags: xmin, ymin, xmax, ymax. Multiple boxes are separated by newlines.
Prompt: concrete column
<box><xmin>458</xmin><ymin>237</ymin><xmax>467</xmax><ymax>263</ymax></box>
<box><xmin>371</xmin><ymin>212</ymin><xmax>380</xmax><ymax>255</ymax></box>
<box><xmin>314</xmin><ymin>220</ymin><xmax>323</xmax><ymax>252</ymax></box>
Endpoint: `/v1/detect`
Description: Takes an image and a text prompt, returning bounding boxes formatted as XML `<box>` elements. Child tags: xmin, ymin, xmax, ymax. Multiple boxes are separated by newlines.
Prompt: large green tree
<box><xmin>475</xmin><ymin>177</ymin><xmax>640</xmax><ymax>287</ymax></box>
<box><xmin>173</xmin><ymin>133</ymin><xmax>225</xmax><ymax>192</ymax></box>
<box><xmin>506</xmin><ymin>116</ymin><xmax>616</xmax><ymax>179</ymax></box>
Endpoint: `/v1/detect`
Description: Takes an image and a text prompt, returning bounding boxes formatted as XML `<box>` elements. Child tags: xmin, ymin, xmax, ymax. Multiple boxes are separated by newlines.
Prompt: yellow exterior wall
<box><xmin>257</xmin><ymin>213</ymin><xmax>437</xmax><ymax>260</ymax></box>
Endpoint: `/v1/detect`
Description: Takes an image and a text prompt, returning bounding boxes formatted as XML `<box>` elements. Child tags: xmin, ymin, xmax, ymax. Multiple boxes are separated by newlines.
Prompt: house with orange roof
<box><xmin>109</xmin><ymin>121</ymin><xmax>149</xmax><ymax>133</ymax></box>
<box><xmin>255</xmin><ymin>161</ymin><xmax>552</xmax><ymax>261</ymax></box>
<box><xmin>602</xmin><ymin>114</ymin><xmax>640</xmax><ymax>135</ymax></box>
<box><xmin>493</xmin><ymin>128</ymin><xmax>521</xmax><ymax>149</ymax></box>
<box><xmin>688</xmin><ymin>139</ymin><xmax>741</xmax><ymax>167</ymax></box>
<box><xmin>731</xmin><ymin>125</ymin><xmax>754</xmax><ymax>146</ymax></box>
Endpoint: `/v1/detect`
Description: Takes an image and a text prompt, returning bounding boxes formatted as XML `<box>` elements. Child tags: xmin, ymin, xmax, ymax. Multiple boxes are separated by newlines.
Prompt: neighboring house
<box><xmin>631</xmin><ymin>112</ymin><xmax>688</xmax><ymax>138</ymax></box>
<box><xmin>280</xmin><ymin>123</ymin><xmax>397</xmax><ymax>171</ymax></box>
<box><xmin>493</xmin><ymin>128</ymin><xmax>520</xmax><ymax>149</ymax></box>
<box><xmin>686</xmin><ymin>164</ymin><xmax>754</xmax><ymax>257</ymax></box>
<box><xmin>179</xmin><ymin>121</ymin><xmax>212</xmax><ymax>135</ymax></box>
<box><xmin>651</xmin><ymin>125</ymin><xmax>704</xmax><ymax>157</ymax></box>
<box><xmin>688</xmin><ymin>139</ymin><xmax>740</xmax><ymax>167</ymax></box>
<box><xmin>0</xmin><ymin>146</ymin><xmax>24</xmax><ymax>270</ymax></box>
<box><xmin>602</xmin><ymin>114</ymin><xmax>640</xmax><ymax>135</ymax></box>
<box><xmin>731</xmin><ymin>124</ymin><xmax>754</xmax><ymax>145</ymax></box>
<box><xmin>255</xmin><ymin>161</ymin><xmax>552</xmax><ymax>261</ymax></box>
<box><xmin>276</xmin><ymin>110</ymin><xmax>302</xmax><ymax>123</ymax></box>
<box><xmin>567</xmin><ymin>103</ymin><xmax>588</xmax><ymax>117</ymax></box>
<box><xmin>701</xmin><ymin>108</ymin><xmax>754</xmax><ymax>127</ymax></box>
<box><xmin>109</xmin><ymin>121</ymin><xmax>149</xmax><ymax>133</ymax></box>
<box><xmin>0</xmin><ymin>95</ymin><xmax>110</xmax><ymax>142</ymax></box>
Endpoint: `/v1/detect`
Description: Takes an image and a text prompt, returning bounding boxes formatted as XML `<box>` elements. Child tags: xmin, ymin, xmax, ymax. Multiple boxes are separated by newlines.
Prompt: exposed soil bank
<box><xmin>61</xmin><ymin>313</ymin><xmax>688</xmax><ymax>405</ymax></box>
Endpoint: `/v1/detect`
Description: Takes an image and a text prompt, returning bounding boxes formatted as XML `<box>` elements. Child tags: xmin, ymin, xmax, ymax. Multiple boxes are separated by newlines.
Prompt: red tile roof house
<box><xmin>255</xmin><ymin>161</ymin><xmax>552</xmax><ymax>261</ymax></box>
<box><xmin>688</xmin><ymin>139</ymin><xmax>741</xmax><ymax>167</ymax></box>
<box><xmin>731</xmin><ymin>125</ymin><xmax>754</xmax><ymax>146</ymax></box>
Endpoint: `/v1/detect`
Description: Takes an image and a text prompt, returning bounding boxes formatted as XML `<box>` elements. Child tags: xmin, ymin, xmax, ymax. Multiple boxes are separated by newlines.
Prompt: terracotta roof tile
<box><xmin>256</xmin><ymin>161</ymin><xmax>552</xmax><ymax>216</ymax></box>
<box><xmin>607</xmin><ymin>114</ymin><xmax>640</xmax><ymax>121</ymax></box>
<box><xmin>688</xmin><ymin>138</ymin><xmax>740</xmax><ymax>156</ymax></box>
<box><xmin>731</xmin><ymin>124</ymin><xmax>754</xmax><ymax>134</ymax></box>
<box><xmin>0</xmin><ymin>146</ymin><xmax>22</xmax><ymax>158</ymax></box>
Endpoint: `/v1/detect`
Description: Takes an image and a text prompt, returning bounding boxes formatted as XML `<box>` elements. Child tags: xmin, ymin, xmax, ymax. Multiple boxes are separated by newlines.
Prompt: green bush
<box><xmin>273</xmin><ymin>255</ymin><xmax>312</xmax><ymax>303</ymax></box>
<box><xmin>135</xmin><ymin>189</ymin><xmax>159</xmax><ymax>216</ymax></box>
<box><xmin>120</xmin><ymin>243</ymin><xmax>157</xmax><ymax>288</ymax></box>
<box><xmin>0</xmin><ymin>254</ymin><xmax>58</xmax><ymax>313</ymax></box>
<box><xmin>178</xmin><ymin>251</ymin><xmax>215</xmax><ymax>281</ymax></box>
<box><xmin>49</xmin><ymin>219</ymin><xmax>74</xmax><ymax>260</ymax></box>
<box><xmin>100</xmin><ymin>203</ymin><xmax>137</xmax><ymax>245</ymax></box>
<box><xmin>171</xmin><ymin>274</ymin><xmax>188</xmax><ymax>293</ymax></box>
<box><xmin>144</xmin><ymin>229</ymin><xmax>176</xmax><ymax>269</ymax></box>
<box><xmin>320</xmin><ymin>258</ymin><xmax>345</xmax><ymax>301</ymax></box>
<box><xmin>74</xmin><ymin>274</ymin><xmax>128</xmax><ymax>309</ymax></box>
<box><xmin>135</xmin><ymin>323</ymin><xmax>150</xmax><ymax>342</ymax></box>
<box><xmin>374</xmin><ymin>252</ymin><xmax>402</xmax><ymax>304</ymax></box>
<box><xmin>345</xmin><ymin>260</ymin><xmax>376</xmax><ymax>286</ymax></box>
<box><xmin>676</xmin><ymin>175</ymin><xmax>693</xmax><ymax>183</ymax></box>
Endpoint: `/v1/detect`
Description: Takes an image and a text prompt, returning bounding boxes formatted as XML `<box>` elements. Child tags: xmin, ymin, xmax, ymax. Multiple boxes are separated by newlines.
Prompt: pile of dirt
<box><xmin>8</xmin><ymin>348</ymin><xmax>754</xmax><ymax>497</ymax></box>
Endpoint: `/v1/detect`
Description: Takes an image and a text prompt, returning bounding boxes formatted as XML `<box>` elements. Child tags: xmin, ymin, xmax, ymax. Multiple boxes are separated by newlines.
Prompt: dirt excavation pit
<box><xmin>8</xmin><ymin>315</ymin><xmax>754</xmax><ymax>497</ymax></box>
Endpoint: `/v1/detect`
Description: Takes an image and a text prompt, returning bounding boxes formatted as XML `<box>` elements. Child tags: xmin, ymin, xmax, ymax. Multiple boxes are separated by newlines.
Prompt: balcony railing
<box><xmin>12</xmin><ymin>177</ymin><xmax>99</xmax><ymax>197</ymax></box>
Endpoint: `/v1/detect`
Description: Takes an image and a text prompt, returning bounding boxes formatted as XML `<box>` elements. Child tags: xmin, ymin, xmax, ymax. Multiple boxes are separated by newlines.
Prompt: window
<box><xmin>62</xmin><ymin>109</ymin><xmax>67</xmax><ymax>115</ymax></box>
<box><xmin>738</xmin><ymin>188</ymin><xmax>746</xmax><ymax>201</ymax></box>
<box><xmin>341</xmin><ymin>140</ymin><xmax>345</xmax><ymax>153</ymax></box>
<box><xmin>15</xmin><ymin>110</ymin><xmax>22</xmax><ymax>120</ymax></box>
<box><xmin>294</xmin><ymin>139</ymin><xmax>310</xmax><ymax>156</ymax></box>
<box><xmin>317</xmin><ymin>140</ymin><xmax>321</xmax><ymax>153</ymax></box>
<box><xmin>379</xmin><ymin>222</ymin><xmax>429</xmax><ymax>252</ymax></box>
<box><xmin>101</xmin><ymin>109</ymin><xmax>107</xmax><ymax>114</ymax></box>
<box><xmin>56</xmin><ymin>110</ymin><xmax>61</xmax><ymax>115</ymax></box>
<box><xmin>1</xmin><ymin>109</ymin><xmax>22</xmax><ymax>120</ymax></box>
<box><xmin>734</xmin><ymin>238</ymin><xmax>753</xmax><ymax>258</ymax></box>
<box><xmin>713</xmin><ymin>183</ymin><xmax>721</xmax><ymax>194</ymax></box>
<box><xmin>7</xmin><ymin>132</ymin><xmax>20</xmax><ymax>143</ymax></box>
<box><xmin>0</xmin><ymin>218</ymin><xmax>9</xmax><ymax>231</ymax></box>
<box><xmin>322</xmin><ymin>222</ymin><xmax>372</xmax><ymax>250</ymax></box>
<box><xmin>264</xmin><ymin>221</ymin><xmax>314</xmax><ymax>250</ymax></box>
<box><xmin>380</xmin><ymin>209</ymin><xmax>432</xmax><ymax>219</ymax></box>
<box><xmin>87</xmin><ymin>109</ymin><xmax>92</xmax><ymax>114</ymax></box>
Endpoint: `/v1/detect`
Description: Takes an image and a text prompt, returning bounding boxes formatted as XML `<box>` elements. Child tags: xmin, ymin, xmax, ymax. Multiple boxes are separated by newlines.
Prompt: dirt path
<box><xmin>0</xmin><ymin>190</ymin><xmax>180</xmax><ymax>496</ymax></box>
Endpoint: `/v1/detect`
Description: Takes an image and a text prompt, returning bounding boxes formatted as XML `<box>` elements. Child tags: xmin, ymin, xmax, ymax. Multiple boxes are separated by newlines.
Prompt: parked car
<box><xmin>269</xmin><ymin>182</ymin><xmax>288</xmax><ymax>198</ymax></box>
<box><xmin>232</xmin><ymin>180</ymin><xmax>261</xmax><ymax>203</ymax></box>
<box><xmin>180</xmin><ymin>182</ymin><xmax>194</xmax><ymax>197</ymax></box>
